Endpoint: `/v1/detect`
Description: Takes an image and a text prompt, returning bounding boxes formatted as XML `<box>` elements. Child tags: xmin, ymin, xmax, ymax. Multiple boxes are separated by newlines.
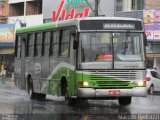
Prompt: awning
<box><xmin>0</xmin><ymin>48</ymin><xmax>14</xmax><ymax>54</ymax></box>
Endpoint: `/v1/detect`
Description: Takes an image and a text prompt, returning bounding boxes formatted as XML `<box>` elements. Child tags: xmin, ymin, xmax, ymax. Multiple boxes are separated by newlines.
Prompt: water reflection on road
<box><xmin>0</xmin><ymin>83</ymin><xmax>160</xmax><ymax>120</ymax></box>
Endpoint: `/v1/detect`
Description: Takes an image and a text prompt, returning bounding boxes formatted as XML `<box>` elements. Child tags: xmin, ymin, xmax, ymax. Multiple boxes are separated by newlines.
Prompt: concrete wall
<box><xmin>145</xmin><ymin>0</ymin><xmax>160</xmax><ymax>10</ymax></box>
<box><xmin>8</xmin><ymin>0</ymin><xmax>43</xmax><ymax>28</ymax></box>
<box><xmin>99</xmin><ymin>0</ymin><xmax>114</xmax><ymax>17</ymax></box>
<box><xmin>43</xmin><ymin>0</ymin><xmax>60</xmax><ymax>20</ymax></box>
<box><xmin>114</xmin><ymin>11</ymin><xmax>143</xmax><ymax>20</ymax></box>
<box><xmin>8</xmin><ymin>15</ymin><xmax>43</xmax><ymax>28</ymax></box>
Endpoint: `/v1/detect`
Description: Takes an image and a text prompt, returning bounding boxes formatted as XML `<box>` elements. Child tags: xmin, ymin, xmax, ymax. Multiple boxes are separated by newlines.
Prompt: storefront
<box><xmin>144</xmin><ymin>10</ymin><xmax>160</xmax><ymax>71</ymax></box>
<box><xmin>0</xmin><ymin>24</ymin><xmax>15</xmax><ymax>77</ymax></box>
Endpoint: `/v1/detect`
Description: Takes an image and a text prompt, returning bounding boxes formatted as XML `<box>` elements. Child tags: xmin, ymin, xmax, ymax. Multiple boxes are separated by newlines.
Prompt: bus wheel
<box><xmin>65</xmin><ymin>91</ymin><xmax>76</xmax><ymax>106</ymax></box>
<box><xmin>37</xmin><ymin>93</ymin><xmax>46</xmax><ymax>100</ymax></box>
<box><xmin>118</xmin><ymin>97</ymin><xmax>131</xmax><ymax>106</ymax></box>
<box><xmin>28</xmin><ymin>78</ymin><xmax>36</xmax><ymax>99</ymax></box>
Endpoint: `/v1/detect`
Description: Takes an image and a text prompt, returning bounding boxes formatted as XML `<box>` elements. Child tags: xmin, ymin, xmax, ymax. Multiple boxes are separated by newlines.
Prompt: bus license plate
<box><xmin>109</xmin><ymin>90</ymin><xmax>121</xmax><ymax>95</ymax></box>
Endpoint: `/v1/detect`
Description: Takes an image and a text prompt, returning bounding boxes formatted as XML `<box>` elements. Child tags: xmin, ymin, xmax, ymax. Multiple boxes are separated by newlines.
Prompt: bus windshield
<box><xmin>80</xmin><ymin>32</ymin><xmax>144</xmax><ymax>63</ymax></box>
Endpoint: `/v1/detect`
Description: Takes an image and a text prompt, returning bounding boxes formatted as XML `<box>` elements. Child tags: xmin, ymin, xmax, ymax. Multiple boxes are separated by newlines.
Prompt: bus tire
<box><xmin>65</xmin><ymin>90</ymin><xmax>76</xmax><ymax>106</ymax></box>
<box><xmin>28</xmin><ymin>77</ymin><xmax>36</xmax><ymax>99</ymax></box>
<box><xmin>118</xmin><ymin>97</ymin><xmax>131</xmax><ymax>106</ymax></box>
<box><xmin>37</xmin><ymin>93</ymin><xmax>46</xmax><ymax>100</ymax></box>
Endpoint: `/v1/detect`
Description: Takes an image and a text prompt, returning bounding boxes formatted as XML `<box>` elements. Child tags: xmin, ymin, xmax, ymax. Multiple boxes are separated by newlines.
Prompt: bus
<box><xmin>15</xmin><ymin>17</ymin><xmax>147</xmax><ymax>105</ymax></box>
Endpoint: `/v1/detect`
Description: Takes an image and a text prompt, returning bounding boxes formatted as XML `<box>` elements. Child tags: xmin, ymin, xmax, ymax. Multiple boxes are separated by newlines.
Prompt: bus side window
<box><xmin>43</xmin><ymin>31</ymin><xmax>51</xmax><ymax>57</ymax></box>
<box><xmin>50</xmin><ymin>30</ymin><xmax>59</xmax><ymax>57</ymax></box>
<box><xmin>27</xmin><ymin>33</ymin><xmax>35</xmax><ymax>57</ymax></box>
<box><xmin>16</xmin><ymin>35</ymin><xmax>22</xmax><ymax>58</ymax></box>
<box><xmin>35</xmin><ymin>32</ymin><xmax>43</xmax><ymax>57</ymax></box>
<box><xmin>59</xmin><ymin>29</ymin><xmax>70</xmax><ymax>57</ymax></box>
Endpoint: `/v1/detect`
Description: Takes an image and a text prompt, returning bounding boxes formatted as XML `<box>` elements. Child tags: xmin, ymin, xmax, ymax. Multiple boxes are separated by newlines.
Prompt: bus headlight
<box><xmin>78</xmin><ymin>81</ymin><xmax>95</xmax><ymax>87</ymax></box>
<box><xmin>83</xmin><ymin>82</ymin><xmax>89</xmax><ymax>87</ymax></box>
<box><xmin>138</xmin><ymin>81</ymin><xmax>146</xmax><ymax>87</ymax></box>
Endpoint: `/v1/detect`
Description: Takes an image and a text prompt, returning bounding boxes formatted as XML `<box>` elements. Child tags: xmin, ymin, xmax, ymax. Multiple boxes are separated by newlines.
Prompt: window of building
<box><xmin>136</xmin><ymin>0</ymin><xmax>144</xmax><ymax>10</ymax></box>
<box><xmin>27</xmin><ymin>33</ymin><xmax>35</xmax><ymax>57</ymax></box>
<box><xmin>116</xmin><ymin>6</ymin><xmax>123</xmax><ymax>12</ymax></box>
<box><xmin>16</xmin><ymin>36</ymin><xmax>22</xmax><ymax>58</ymax></box>
<box><xmin>26</xmin><ymin>0</ymin><xmax>42</xmax><ymax>15</ymax></box>
<box><xmin>50</xmin><ymin>31</ymin><xmax>60</xmax><ymax>57</ymax></box>
<box><xmin>43</xmin><ymin>31</ymin><xmax>51</xmax><ymax>57</ymax></box>
<box><xmin>59</xmin><ymin>30</ymin><xmax>70</xmax><ymax>57</ymax></box>
<box><xmin>117</xmin><ymin>0</ymin><xmax>122</xmax><ymax>2</ymax></box>
<box><xmin>131</xmin><ymin>0</ymin><xmax>136</xmax><ymax>10</ymax></box>
<box><xmin>35</xmin><ymin>32</ymin><xmax>42</xmax><ymax>57</ymax></box>
<box><xmin>9</xmin><ymin>2</ymin><xmax>24</xmax><ymax>16</ymax></box>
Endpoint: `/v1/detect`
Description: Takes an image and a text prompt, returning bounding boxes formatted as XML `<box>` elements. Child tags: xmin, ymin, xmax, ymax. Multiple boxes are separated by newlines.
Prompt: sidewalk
<box><xmin>0</xmin><ymin>77</ymin><xmax>14</xmax><ymax>85</ymax></box>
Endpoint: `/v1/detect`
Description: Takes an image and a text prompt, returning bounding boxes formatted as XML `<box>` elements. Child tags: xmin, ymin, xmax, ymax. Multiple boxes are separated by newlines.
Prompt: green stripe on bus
<box><xmin>16</xmin><ymin>22</ymin><xmax>57</xmax><ymax>34</ymax></box>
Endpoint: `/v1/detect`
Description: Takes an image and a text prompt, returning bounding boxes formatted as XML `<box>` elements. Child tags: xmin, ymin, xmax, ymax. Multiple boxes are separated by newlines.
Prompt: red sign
<box><xmin>52</xmin><ymin>0</ymin><xmax>90</xmax><ymax>22</ymax></box>
<box><xmin>109</xmin><ymin>90</ymin><xmax>121</xmax><ymax>95</ymax></box>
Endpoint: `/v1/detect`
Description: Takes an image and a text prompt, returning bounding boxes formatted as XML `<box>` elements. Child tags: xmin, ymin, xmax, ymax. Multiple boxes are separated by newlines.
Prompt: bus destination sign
<box><xmin>80</xmin><ymin>20</ymin><xmax>143</xmax><ymax>31</ymax></box>
<box><xmin>103</xmin><ymin>23</ymin><xmax>135</xmax><ymax>30</ymax></box>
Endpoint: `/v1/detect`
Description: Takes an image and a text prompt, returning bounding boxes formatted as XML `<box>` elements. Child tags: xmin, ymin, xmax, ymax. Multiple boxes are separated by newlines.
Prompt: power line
<box><xmin>84</xmin><ymin>0</ymin><xmax>96</xmax><ymax>16</ymax></box>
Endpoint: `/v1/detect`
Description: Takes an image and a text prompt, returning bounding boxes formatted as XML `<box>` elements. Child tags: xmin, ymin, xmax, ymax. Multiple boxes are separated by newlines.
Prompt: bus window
<box><xmin>51</xmin><ymin>31</ymin><xmax>59</xmax><ymax>57</ymax></box>
<box><xmin>16</xmin><ymin>35</ymin><xmax>22</xmax><ymax>58</ymax></box>
<box><xmin>27</xmin><ymin>33</ymin><xmax>35</xmax><ymax>57</ymax></box>
<box><xmin>35</xmin><ymin>32</ymin><xmax>43</xmax><ymax>57</ymax></box>
<box><xmin>43</xmin><ymin>31</ymin><xmax>51</xmax><ymax>57</ymax></box>
<box><xmin>113</xmin><ymin>33</ymin><xmax>143</xmax><ymax>61</ymax></box>
<box><xmin>59</xmin><ymin>30</ymin><xmax>70</xmax><ymax>57</ymax></box>
<box><xmin>80</xmin><ymin>33</ymin><xmax>112</xmax><ymax>62</ymax></box>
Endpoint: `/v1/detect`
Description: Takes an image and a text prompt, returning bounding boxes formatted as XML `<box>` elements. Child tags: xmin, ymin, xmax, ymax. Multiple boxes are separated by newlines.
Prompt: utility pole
<box><xmin>95</xmin><ymin>0</ymin><xmax>100</xmax><ymax>16</ymax></box>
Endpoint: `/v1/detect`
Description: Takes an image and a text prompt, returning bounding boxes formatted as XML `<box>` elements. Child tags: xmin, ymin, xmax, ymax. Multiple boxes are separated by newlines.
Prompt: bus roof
<box><xmin>16</xmin><ymin>17</ymin><xmax>142</xmax><ymax>34</ymax></box>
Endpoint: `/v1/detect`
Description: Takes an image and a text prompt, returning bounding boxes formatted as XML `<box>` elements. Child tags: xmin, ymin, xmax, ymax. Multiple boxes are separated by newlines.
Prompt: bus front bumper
<box><xmin>77</xmin><ymin>87</ymin><xmax>147</xmax><ymax>98</ymax></box>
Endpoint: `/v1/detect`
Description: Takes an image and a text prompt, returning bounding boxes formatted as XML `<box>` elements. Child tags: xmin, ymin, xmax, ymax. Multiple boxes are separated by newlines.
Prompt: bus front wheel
<box><xmin>118</xmin><ymin>97</ymin><xmax>132</xmax><ymax>106</ymax></box>
<box><xmin>65</xmin><ymin>91</ymin><xmax>76</xmax><ymax>105</ymax></box>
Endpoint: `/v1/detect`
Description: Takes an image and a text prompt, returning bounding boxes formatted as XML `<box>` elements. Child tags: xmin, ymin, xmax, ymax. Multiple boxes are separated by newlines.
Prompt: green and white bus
<box><xmin>15</xmin><ymin>17</ymin><xmax>147</xmax><ymax>105</ymax></box>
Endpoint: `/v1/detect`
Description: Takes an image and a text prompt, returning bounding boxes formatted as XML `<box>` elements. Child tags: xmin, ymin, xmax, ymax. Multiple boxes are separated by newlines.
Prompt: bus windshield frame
<box><xmin>78</xmin><ymin>32</ymin><xmax>145</xmax><ymax>70</ymax></box>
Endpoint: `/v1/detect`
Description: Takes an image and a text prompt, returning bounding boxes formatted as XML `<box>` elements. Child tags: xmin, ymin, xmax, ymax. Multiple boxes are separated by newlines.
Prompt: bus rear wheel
<box><xmin>118</xmin><ymin>97</ymin><xmax>132</xmax><ymax>106</ymax></box>
<box><xmin>28</xmin><ymin>83</ymin><xmax>36</xmax><ymax>99</ymax></box>
<box><xmin>28</xmin><ymin>77</ymin><xmax>46</xmax><ymax>100</ymax></box>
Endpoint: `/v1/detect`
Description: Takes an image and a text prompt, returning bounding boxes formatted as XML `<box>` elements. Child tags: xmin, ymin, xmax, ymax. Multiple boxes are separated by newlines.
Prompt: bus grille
<box><xmin>88</xmin><ymin>70</ymin><xmax>144</xmax><ymax>88</ymax></box>
<box><xmin>96</xmin><ymin>81</ymin><xmax>130</xmax><ymax>87</ymax></box>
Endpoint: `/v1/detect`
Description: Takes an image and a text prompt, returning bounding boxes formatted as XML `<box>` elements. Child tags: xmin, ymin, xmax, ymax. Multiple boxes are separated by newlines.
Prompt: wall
<box><xmin>145</xmin><ymin>0</ymin><xmax>160</xmax><ymax>10</ymax></box>
<box><xmin>8</xmin><ymin>15</ymin><xmax>43</xmax><ymax>28</ymax></box>
<box><xmin>8</xmin><ymin>0</ymin><xmax>43</xmax><ymax>28</ymax></box>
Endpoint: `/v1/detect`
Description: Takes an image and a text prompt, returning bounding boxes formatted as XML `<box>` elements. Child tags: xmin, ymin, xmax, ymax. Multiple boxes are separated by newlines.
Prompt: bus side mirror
<box><xmin>144</xmin><ymin>33</ymin><xmax>147</xmax><ymax>46</ymax></box>
<box><xmin>71</xmin><ymin>29</ymin><xmax>78</xmax><ymax>49</ymax></box>
<box><xmin>71</xmin><ymin>28</ymin><xmax>76</xmax><ymax>37</ymax></box>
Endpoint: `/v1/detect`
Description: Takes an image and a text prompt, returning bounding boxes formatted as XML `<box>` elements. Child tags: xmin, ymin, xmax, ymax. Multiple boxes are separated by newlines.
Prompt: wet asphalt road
<box><xmin>0</xmin><ymin>82</ymin><xmax>160</xmax><ymax>120</ymax></box>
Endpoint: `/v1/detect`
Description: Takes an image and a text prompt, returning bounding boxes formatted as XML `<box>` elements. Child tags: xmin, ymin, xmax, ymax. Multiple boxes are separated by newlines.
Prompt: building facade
<box><xmin>0</xmin><ymin>0</ymin><xmax>43</xmax><ymax>77</ymax></box>
<box><xmin>43</xmin><ymin>0</ymin><xmax>115</xmax><ymax>23</ymax></box>
<box><xmin>8</xmin><ymin>0</ymin><xmax>43</xmax><ymax>28</ymax></box>
<box><xmin>115</xmin><ymin>0</ymin><xmax>144</xmax><ymax>12</ymax></box>
<box><xmin>115</xmin><ymin>0</ymin><xmax>160</xmax><ymax>72</ymax></box>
